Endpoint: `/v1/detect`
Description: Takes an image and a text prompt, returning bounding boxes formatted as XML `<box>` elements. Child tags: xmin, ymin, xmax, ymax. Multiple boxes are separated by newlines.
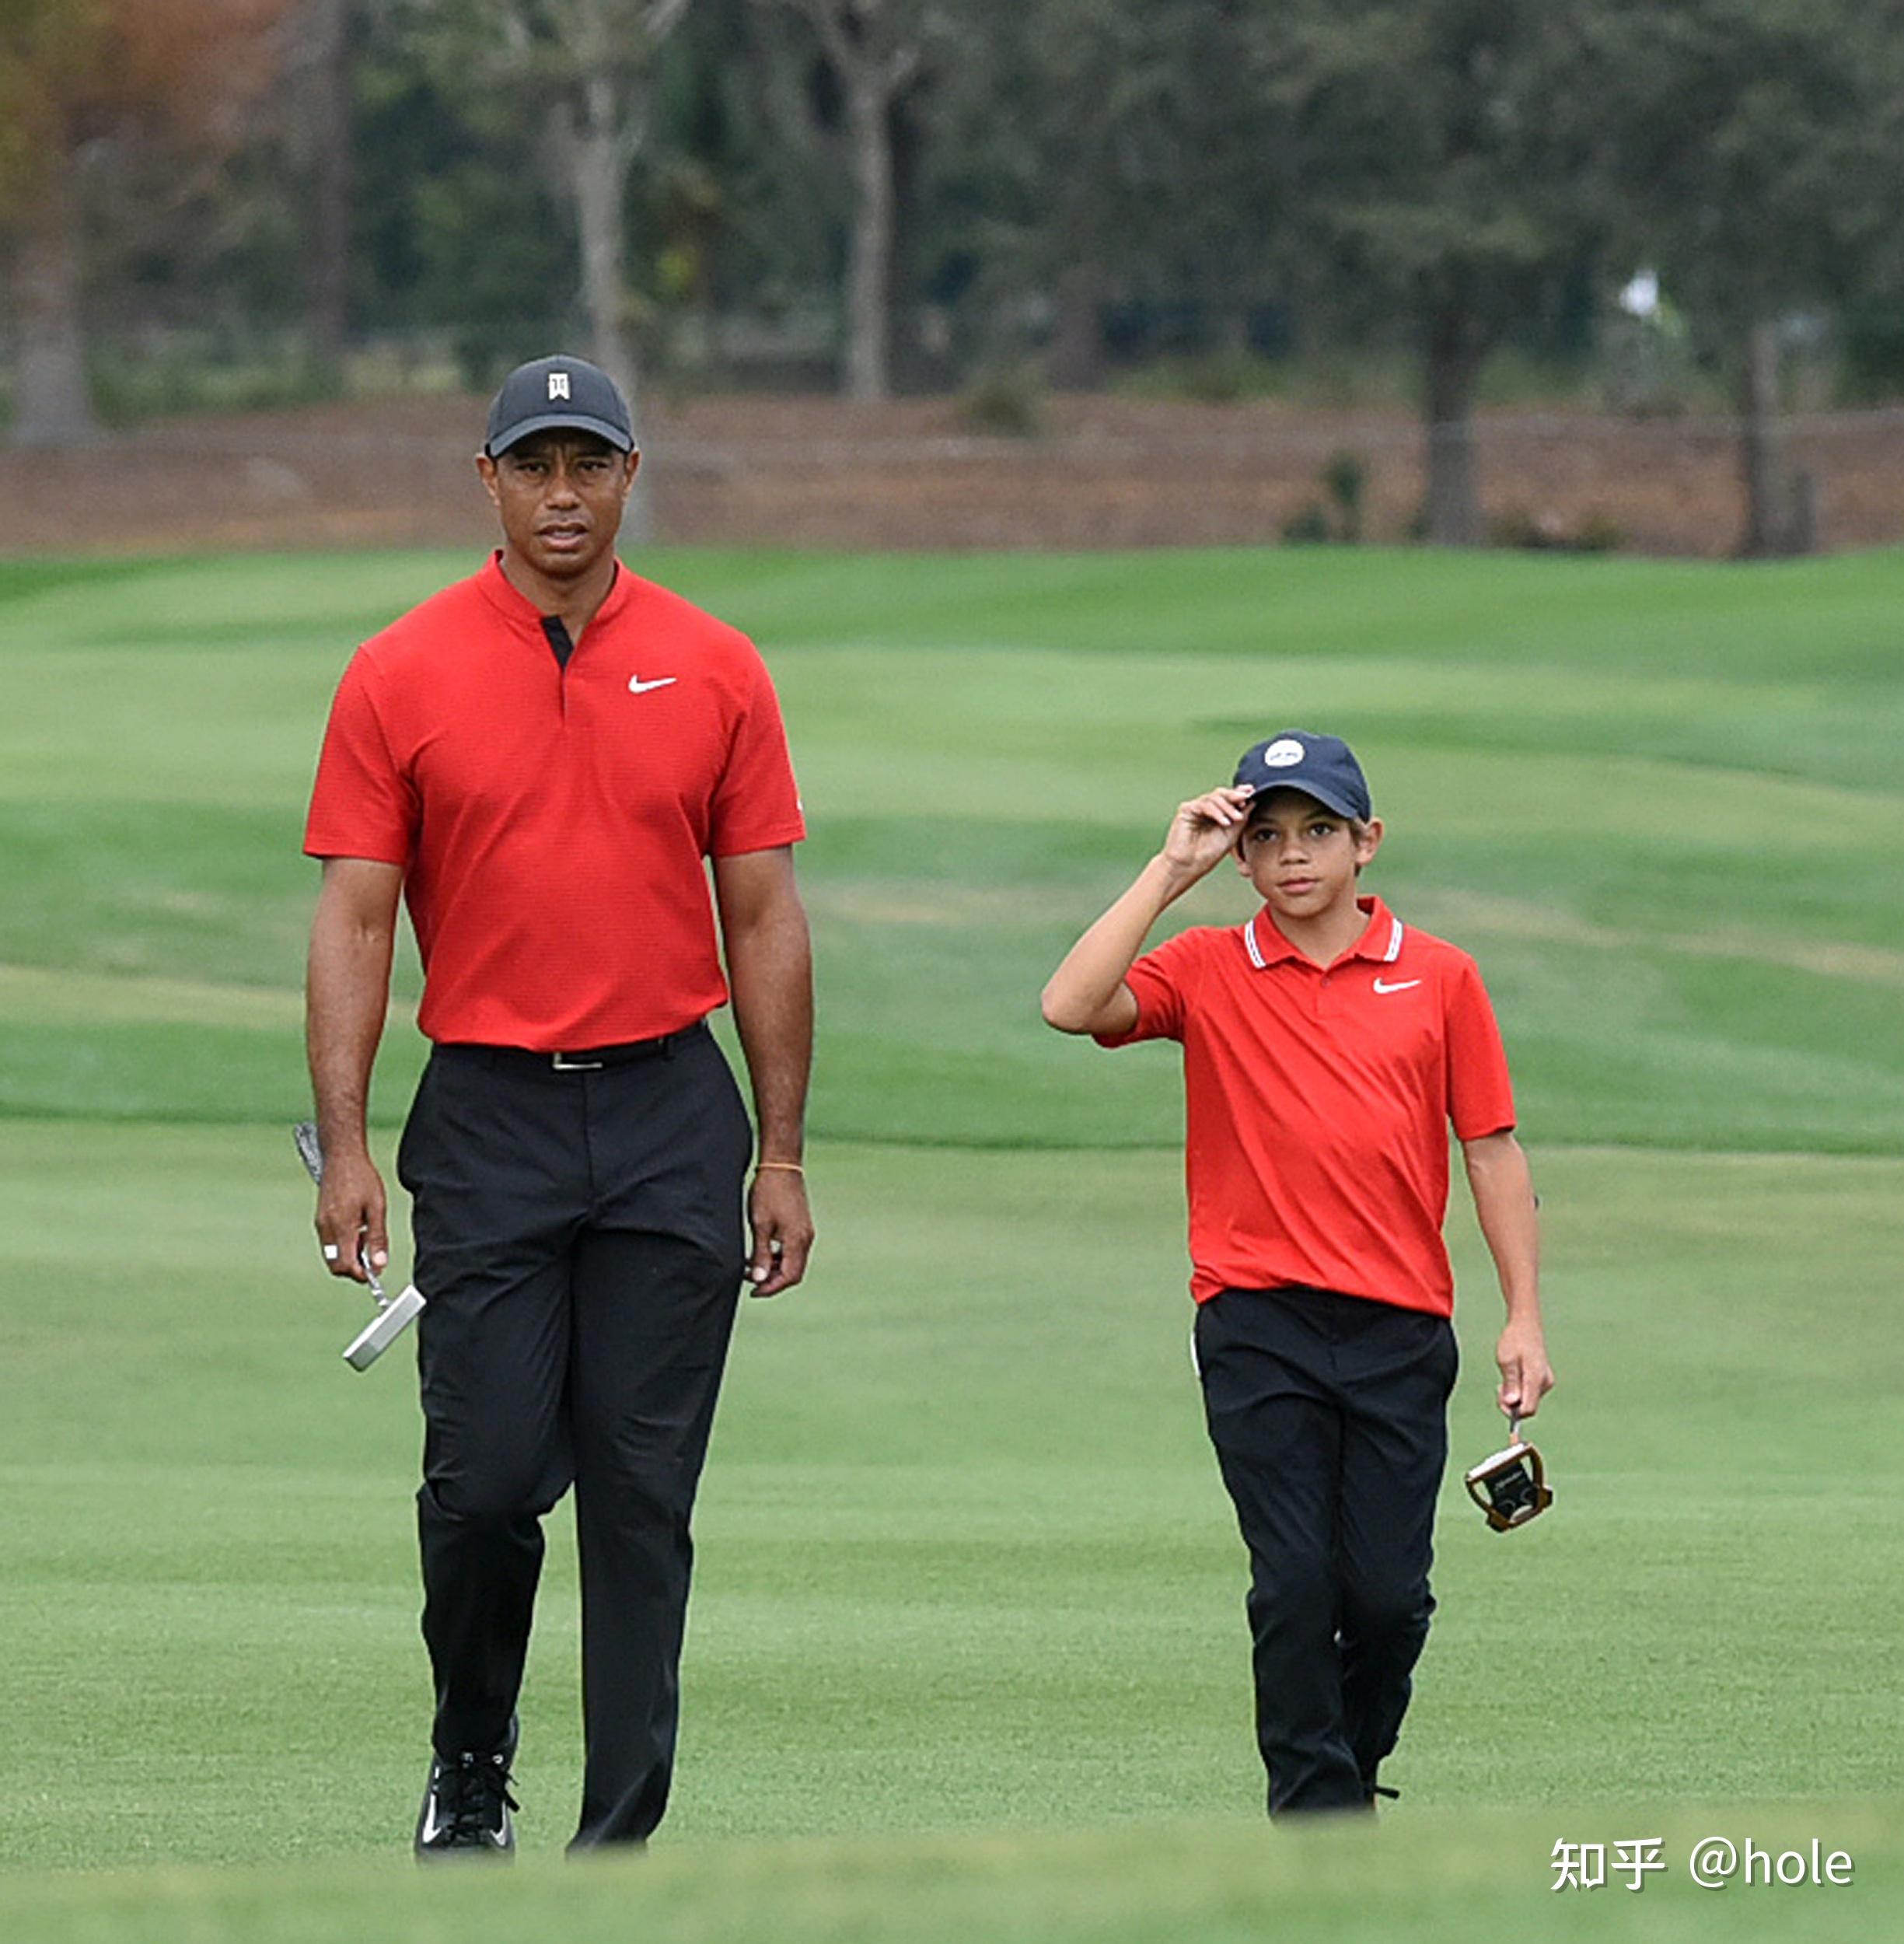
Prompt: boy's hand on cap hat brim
<box><xmin>1162</xmin><ymin>786</ymin><xmax>1255</xmax><ymax>880</ymax></box>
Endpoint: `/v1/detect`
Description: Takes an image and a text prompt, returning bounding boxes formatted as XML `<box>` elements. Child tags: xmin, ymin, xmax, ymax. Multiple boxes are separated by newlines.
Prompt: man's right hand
<box><xmin>1160</xmin><ymin>785</ymin><xmax>1256</xmax><ymax>883</ymax></box>
<box><xmin>314</xmin><ymin>1147</ymin><xmax>389</xmax><ymax>1282</ymax></box>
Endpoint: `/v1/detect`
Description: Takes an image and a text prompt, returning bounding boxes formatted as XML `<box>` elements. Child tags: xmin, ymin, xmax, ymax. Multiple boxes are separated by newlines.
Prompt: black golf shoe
<box><xmin>414</xmin><ymin>1746</ymin><xmax>519</xmax><ymax>1858</ymax></box>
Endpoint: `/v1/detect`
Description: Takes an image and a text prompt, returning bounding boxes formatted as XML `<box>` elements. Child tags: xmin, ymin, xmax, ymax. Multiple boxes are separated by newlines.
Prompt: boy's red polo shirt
<box><xmin>1095</xmin><ymin>895</ymin><xmax>1515</xmax><ymax>1315</ymax></box>
<box><xmin>304</xmin><ymin>554</ymin><xmax>805</xmax><ymax>1050</ymax></box>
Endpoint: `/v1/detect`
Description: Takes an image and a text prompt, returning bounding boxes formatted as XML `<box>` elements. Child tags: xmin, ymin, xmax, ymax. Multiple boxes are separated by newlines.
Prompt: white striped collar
<box><xmin>1242</xmin><ymin>900</ymin><xmax>1404</xmax><ymax>970</ymax></box>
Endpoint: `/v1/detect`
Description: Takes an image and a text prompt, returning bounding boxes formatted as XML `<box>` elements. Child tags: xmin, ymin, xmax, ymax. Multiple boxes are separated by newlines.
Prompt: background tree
<box><xmin>939</xmin><ymin>0</ymin><xmax>1266</xmax><ymax>390</ymax></box>
<box><xmin>407</xmin><ymin>0</ymin><xmax>691</xmax><ymax>536</ymax></box>
<box><xmin>1258</xmin><ymin>0</ymin><xmax>1622</xmax><ymax>544</ymax></box>
<box><xmin>635</xmin><ymin>0</ymin><xmax>830</xmax><ymax>383</ymax></box>
<box><xmin>400</xmin><ymin>2</ymin><xmax>688</xmax><ymax>400</ymax></box>
<box><xmin>351</xmin><ymin>9</ymin><xmax>571</xmax><ymax>377</ymax></box>
<box><xmin>284</xmin><ymin>0</ymin><xmax>357</xmax><ymax>373</ymax></box>
<box><xmin>758</xmin><ymin>0</ymin><xmax>939</xmax><ymax>401</ymax></box>
<box><xmin>1612</xmin><ymin>0</ymin><xmax>1904</xmax><ymax>556</ymax></box>
<box><xmin>0</xmin><ymin>0</ymin><xmax>290</xmax><ymax>446</ymax></box>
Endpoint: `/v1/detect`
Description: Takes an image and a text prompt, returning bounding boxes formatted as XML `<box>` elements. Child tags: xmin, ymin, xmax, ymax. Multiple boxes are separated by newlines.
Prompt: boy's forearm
<box><xmin>1465</xmin><ymin>1130</ymin><xmax>1554</xmax><ymax>1421</ymax></box>
<box><xmin>1042</xmin><ymin>853</ymin><xmax>1194</xmax><ymax>1033</ymax></box>
<box><xmin>1463</xmin><ymin>1131</ymin><xmax>1542</xmax><ymax>1321</ymax></box>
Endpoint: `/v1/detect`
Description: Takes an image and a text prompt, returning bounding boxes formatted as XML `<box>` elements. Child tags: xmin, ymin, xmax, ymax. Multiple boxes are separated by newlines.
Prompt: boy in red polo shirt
<box><xmin>1042</xmin><ymin>731</ymin><xmax>1552</xmax><ymax>1816</ymax></box>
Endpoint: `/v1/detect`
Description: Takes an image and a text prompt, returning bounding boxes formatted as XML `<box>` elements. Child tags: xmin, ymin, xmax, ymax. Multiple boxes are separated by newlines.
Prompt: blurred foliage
<box><xmin>954</xmin><ymin>361</ymin><xmax>1046</xmax><ymax>437</ymax></box>
<box><xmin>9</xmin><ymin>0</ymin><xmax>1904</xmax><ymax>428</ymax></box>
<box><xmin>0</xmin><ymin>0</ymin><xmax>290</xmax><ymax>221</ymax></box>
<box><xmin>1280</xmin><ymin>447</ymin><xmax>1368</xmax><ymax>546</ymax></box>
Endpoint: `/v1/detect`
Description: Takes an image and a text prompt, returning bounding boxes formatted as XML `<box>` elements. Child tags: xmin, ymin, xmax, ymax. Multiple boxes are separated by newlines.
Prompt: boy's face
<box><xmin>1236</xmin><ymin>789</ymin><xmax>1382</xmax><ymax>921</ymax></box>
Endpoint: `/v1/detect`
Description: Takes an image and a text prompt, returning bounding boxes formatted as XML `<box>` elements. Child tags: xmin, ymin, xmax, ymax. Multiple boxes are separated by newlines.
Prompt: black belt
<box><xmin>438</xmin><ymin>1022</ymin><xmax>704</xmax><ymax>1072</ymax></box>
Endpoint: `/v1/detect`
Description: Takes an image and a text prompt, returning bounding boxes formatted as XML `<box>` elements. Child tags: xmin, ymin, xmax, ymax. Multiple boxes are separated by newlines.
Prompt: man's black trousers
<box><xmin>1193</xmin><ymin>1285</ymin><xmax>1457</xmax><ymax>1816</ymax></box>
<box><xmin>397</xmin><ymin>1024</ymin><xmax>752</xmax><ymax>1849</ymax></box>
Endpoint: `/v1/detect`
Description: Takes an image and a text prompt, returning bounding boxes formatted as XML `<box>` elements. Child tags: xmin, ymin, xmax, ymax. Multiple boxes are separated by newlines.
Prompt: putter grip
<box><xmin>292</xmin><ymin>1121</ymin><xmax>325</xmax><ymax>1185</ymax></box>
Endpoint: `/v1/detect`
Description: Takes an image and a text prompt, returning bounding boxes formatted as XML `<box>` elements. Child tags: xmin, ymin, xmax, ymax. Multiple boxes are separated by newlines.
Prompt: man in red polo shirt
<box><xmin>1042</xmin><ymin>731</ymin><xmax>1552</xmax><ymax>1816</ymax></box>
<box><xmin>302</xmin><ymin>355</ymin><xmax>812</xmax><ymax>1856</ymax></box>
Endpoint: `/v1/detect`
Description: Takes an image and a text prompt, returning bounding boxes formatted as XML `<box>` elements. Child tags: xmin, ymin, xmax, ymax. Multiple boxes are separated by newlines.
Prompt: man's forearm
<box><xmin>303</xmin><ymin>860</ymin><xmax>402</xmax><ymax>1280</ymax></box>
<box><xmin>725</xmin><ymin>896</ymin><xmax>813</xmax><ymax>1161</ymax></box>
<box><xmin>306</xmin><ymin>891</ymin><xmax>397</xmax><ymax>1157</ymax></box>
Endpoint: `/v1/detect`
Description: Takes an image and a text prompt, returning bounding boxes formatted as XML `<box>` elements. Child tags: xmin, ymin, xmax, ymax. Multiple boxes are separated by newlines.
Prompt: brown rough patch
<box><xmin>7</xmin><ymin>392</ymin><xmax>1904</xmax><ymax>558</ymax></box>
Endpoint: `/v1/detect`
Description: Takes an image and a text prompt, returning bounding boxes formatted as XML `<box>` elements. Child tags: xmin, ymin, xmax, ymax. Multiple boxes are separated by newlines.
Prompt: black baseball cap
<box><xmin>484</xmin><ymin>355</ymin><xmax>635</xmax><ymax>456</ymax></box>
<box><xmin>1233</xmin><ymin>731</ymin><xmax>1372</xmax><ymax>820</ymax></box>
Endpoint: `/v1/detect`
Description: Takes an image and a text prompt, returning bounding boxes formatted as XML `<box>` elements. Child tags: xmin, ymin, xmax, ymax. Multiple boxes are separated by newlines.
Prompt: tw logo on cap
<box><xmin>548</xmin><ymin>371</ymin><xmax>571</xmax><ymax>401</ymax></box>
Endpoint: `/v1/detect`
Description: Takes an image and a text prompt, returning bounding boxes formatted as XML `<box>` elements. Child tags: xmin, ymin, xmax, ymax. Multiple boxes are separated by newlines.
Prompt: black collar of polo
<box><xmin>538</xmin><ymin>565</ymin><xmax>619</xmax><ymax>669</ymax></box>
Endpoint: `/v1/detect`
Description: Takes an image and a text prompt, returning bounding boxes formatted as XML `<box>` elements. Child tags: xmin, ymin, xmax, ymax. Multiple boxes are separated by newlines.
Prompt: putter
<box><xmin>1463</xmin><ymin>1418</ymin><xmax>1553</xmax><ymax>1532</ymax></box>
<box><xmin>292</xmin><ymin>1121</ymin><xmax>426</xmax><ymax>1371</ymax></box>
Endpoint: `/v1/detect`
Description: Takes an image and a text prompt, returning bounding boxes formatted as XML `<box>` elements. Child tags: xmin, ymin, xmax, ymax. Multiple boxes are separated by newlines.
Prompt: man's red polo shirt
<box><xmin>1095</xmin><ymin>895</ymin><xmax>1515</xmax><ymax>1315</ymax></box>
<box><xmin>304</xmin><ymin>554</ymin><xmax>805</xmax><ymax>1050</ymax></box>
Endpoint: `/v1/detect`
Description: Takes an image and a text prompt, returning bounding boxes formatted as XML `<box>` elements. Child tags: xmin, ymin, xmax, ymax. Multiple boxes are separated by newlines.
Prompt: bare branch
<box><xmin>648</xmin><ymin>0</ymin><xmax>691</xmax><ymax>44</ymax></box>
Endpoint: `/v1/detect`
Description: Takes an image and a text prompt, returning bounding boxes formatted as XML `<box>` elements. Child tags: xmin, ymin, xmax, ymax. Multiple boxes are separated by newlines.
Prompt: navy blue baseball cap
<box><xmin>484</xmin><ymin>355</ymin><xmax>635</xmax><ymax>456</ymax></box>
<box><xmin>1233</xmin><ymin>731</ymin><xmax>1371</xmax><ymax>820</ymax></box>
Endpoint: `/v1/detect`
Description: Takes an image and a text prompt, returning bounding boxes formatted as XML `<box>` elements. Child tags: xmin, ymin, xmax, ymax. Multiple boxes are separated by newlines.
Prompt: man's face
<box><xmin>1236</xmin><ymin>789</ymin><xmax>1382</xmax><ymax>921</ymax></box>
<box><xmin>477</xmin><ymin>432</ymin><xmax>638</xmax><ymax>582</ymax></box>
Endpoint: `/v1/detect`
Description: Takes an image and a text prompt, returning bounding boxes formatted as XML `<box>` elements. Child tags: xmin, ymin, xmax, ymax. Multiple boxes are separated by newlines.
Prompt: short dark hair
<box><xmin>1242</xmin><ymin>787</ymin><xmax>1371</xmax><ymax>837</ymax></box>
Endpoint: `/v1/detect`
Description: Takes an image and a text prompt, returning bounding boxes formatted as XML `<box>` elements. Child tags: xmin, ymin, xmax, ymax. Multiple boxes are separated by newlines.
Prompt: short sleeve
<box><xmin>707</xmin><ymin>649</ymin><xmax>806</xmax><ymax>858</ymax></box>
<box><xmin>1092</xmin><ymin>926</ymin><xmax>1210</xmax><ymax>1047</ymax></box>
<box><xmin>1445</xmin><ymin>953</ymin><xmax>1517</xmax><ymax>1139</ymax></box>
<box><xmin>303</xmin><ymin>650</ymin><xmax>417</xmax><ymax>866</ymax></box>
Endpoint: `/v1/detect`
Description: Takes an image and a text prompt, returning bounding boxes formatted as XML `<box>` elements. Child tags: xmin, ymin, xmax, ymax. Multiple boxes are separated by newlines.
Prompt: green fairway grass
<box><xmin>2</xmin><ymin>546</ymin><xmax>1900</xmax><ymax>1147</ymax></box>
<box><xmin>0</xmin><ymin>545</ymin><xmax>1899</xmax><ymax>1933</ymax></box>
<box><xmin>2</xmin><ymin>1805</ymin><xmax>1896</xmax><ymax>1942</ymax></box>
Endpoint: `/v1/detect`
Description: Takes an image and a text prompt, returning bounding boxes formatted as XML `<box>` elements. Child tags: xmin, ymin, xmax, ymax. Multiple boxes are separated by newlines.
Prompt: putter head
<box><xmin>343</xmin><ymin>1282</ymin><xmax>426</xmax><ymax>1372</ymax></box>
<box><xmin>1463</xmin><ymin>1437</ymin><xmax>1553</xmax><ymax>1532</ymax></box>
<box><xmin>293</xmin><ymin>1121</ymin><xmax>423</xmax><ymax>1372</ymax></box>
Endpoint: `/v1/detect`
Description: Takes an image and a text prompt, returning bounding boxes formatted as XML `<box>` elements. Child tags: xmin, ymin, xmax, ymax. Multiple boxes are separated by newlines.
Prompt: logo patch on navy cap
<box><xmin>1263</xmin><ymin>738</ymin><xmax>1305</xmax><ymax>767</ymax></box>
<box><xmin>548</xmin><ymin>371</ymin><xmax>571</xmax><ymax>400</ymax></box>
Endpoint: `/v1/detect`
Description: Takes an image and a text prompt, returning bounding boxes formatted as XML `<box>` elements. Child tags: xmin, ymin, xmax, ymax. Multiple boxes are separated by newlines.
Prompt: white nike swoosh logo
<box><xmin>419</xmin><ymin>1768</ymin><xmax>510</xmax><ymax>1848</ymax></box>
<box><xmin>627</xmin><ymin>675</ymin><xmax>677</xmax><ymax>695</ymax></box>
<box><xmin>1373</xmin><ymin>977</ymin><xmax>1421</xmax><ymax>995</ymax></box>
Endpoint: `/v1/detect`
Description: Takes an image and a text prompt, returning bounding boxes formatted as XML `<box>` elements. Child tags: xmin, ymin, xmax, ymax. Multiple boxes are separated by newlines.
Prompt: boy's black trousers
<box><xmin>1193</xmin><ymin>1285</ymin><xmax>1458</xmax><ymax>1816</ymax></box>
<box><xmin>396</xmin><ymin>1024</ymin><xmax>753</xmax><ymax>1850</ymax></box>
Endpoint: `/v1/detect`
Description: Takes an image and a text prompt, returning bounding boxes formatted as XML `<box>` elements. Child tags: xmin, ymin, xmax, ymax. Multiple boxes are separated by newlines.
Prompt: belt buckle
<box><xmin>550</xmin><ymin>1051</ymin><xmax>604</xmax><ymax>1072</ymax></box>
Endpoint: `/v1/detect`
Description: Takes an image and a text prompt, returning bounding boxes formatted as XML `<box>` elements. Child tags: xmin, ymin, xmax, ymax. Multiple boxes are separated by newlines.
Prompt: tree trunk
<box><xmin>558</xmin><ymin>82</ymin><xmax>652</xmax><ymax>541</ymax></box>
<box><xmin>844</xmin><ymin>78</ymin><xmax>893</xmax><ymax>403</ymax></box>
<box><xmin>1735</xmin><ymin>319</ymin><xmax>1806</xmax><ymax>558</ymax></box>
<box><xmin>306</xmin><ymin>0</ymin><xmax>354</xmax><ymax>371</ymax></box>
<box><xmin>1046</xmin><ymin>262</ymin><xmax>1103</xmax><ymax>391</ymax></box>
<box><xmin>568</xmin><ymin>83</ymin><xmax>638</xmax><ymax>402</ymax></box>
<box><xmin>1422</xmin><ymin>316</ymin><xmax>1484</xmax><ymax>547</ymax></box>
<box><xmin>9</xmin><ymin>159</ymin><xmax>99</xmax><ymax>448</ymax></box>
